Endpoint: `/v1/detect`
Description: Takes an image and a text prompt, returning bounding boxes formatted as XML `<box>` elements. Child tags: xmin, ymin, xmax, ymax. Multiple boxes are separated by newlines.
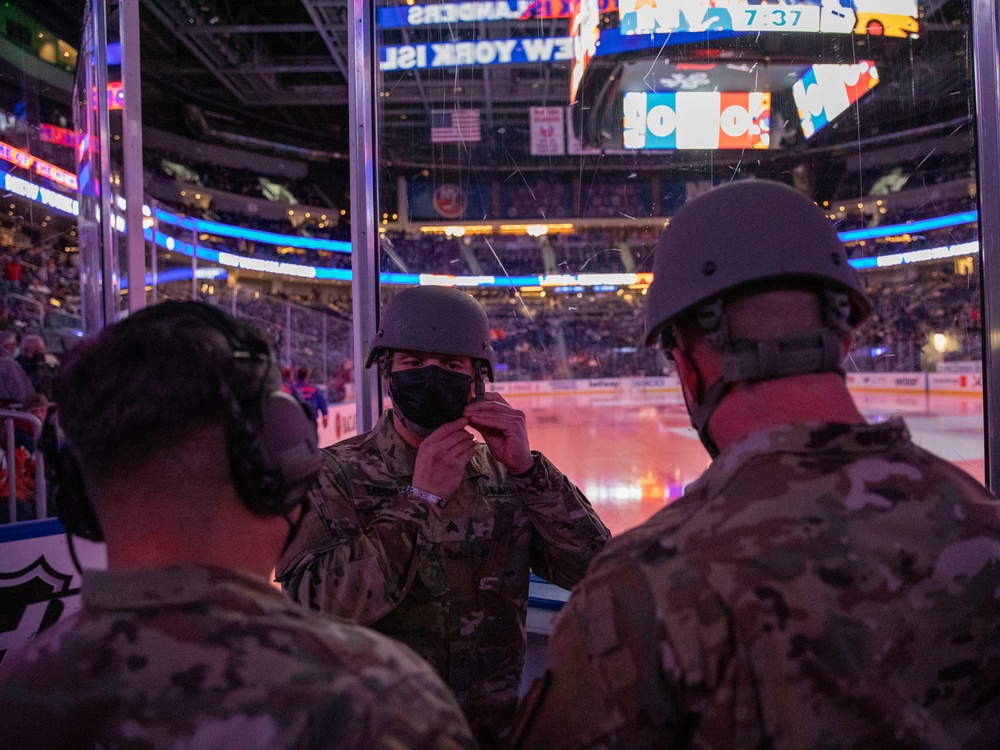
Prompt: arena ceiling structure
<box><xmin>110</xmin><ymin>0</ymin><xmax>974</xmax><ymax>191</ymax></box>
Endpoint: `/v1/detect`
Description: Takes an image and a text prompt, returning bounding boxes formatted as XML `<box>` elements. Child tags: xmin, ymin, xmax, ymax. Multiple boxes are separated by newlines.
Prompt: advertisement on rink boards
<box><xmin>490</xmin><ymin>373</ymin><xmax>983</xmax><ymax>397</ymax></box>
<box><xmin>318</xmin><ymin>402</ymin><xmax>360</xmax><ymax>448</ymax></box>
<box><xmin>845</xmin><ymin>372</ymin><xmax>983</xmax><ymax>394</ymax></box>
<box><xmin>927</xmin><ymin>372</ymin><xmax>984</xmax><ymax>393</ymax></box>
<box><xmin>0</xmin><ymin>520</ymin><xmax>107</xmax><ymax>670</ymax></box>
<box><xmin>847</xmin><ymin>372</ymin><xmax>928</xmax><ymax>392</ymax></box>
<box><xmin>489</xmin><ymin>375</ymin><xmax>682</xmax><ymax>395</ymax></box>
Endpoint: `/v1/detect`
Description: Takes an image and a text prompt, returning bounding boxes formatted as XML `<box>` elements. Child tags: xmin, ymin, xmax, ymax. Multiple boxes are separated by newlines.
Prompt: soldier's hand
<box><xmin>412</xmin><ymin>418</ymin><xmax>477</xmax><ymax>500</ymax></box>
<box><xmin>464</xmin><ymin>393</ymin><xmax>534</xmax><ymax>475</ymax></box>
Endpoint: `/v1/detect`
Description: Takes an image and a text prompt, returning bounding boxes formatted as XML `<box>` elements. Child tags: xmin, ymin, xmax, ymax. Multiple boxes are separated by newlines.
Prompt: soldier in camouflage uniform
<box><xmin>514</xmin><ymin>181</ymin><xmax>1000</xmax><ymax>750</ymax></box>
<box><xmin>0</xmin><ymin>301</ymin><xmax>476</xmax><ymax>750</ymax></box>
<box><xmin>277</xmin><ymin>286</ymin><xmax>610</xmax><ymax>749</ymax></box>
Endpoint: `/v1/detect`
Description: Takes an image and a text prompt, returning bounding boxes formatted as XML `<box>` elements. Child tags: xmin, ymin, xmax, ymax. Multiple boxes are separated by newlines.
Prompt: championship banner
<box><xmin>623</xmin><ymin>91</ymin><xmax>770</xmax><ymax>150</ymax></box>
<box><xmin>530</xmin><ymin>107</ymin><xmax>566</xmax><ymax>155</ymax></box>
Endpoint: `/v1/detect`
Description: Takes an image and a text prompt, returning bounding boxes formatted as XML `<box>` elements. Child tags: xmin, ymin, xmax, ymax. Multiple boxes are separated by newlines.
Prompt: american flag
<box><xmin>431</xmin><ymin>109</ymin><xmax>481</xmax><ymax>143</ymax></box>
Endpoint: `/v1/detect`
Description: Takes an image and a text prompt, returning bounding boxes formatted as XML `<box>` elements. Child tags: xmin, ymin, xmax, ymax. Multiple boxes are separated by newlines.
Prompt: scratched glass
<box><xmin>374</xmin><ymin>0</ymin><xmax>983</xmax><ymax>534</ymax></box>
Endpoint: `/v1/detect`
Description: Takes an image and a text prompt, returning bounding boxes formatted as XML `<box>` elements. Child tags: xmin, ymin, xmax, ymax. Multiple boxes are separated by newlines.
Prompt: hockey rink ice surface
<box><xmin>502</xmin><ymin>389</ymin><xmax>986</xmax><ymax>537</ymax></box>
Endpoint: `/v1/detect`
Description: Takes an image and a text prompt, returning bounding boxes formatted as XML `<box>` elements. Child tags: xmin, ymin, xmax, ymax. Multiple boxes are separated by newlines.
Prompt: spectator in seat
<box><xmin>17</xmin><ymin>334</ymin><xmax>58</xmax><ymax>400</ymax></box>
<box><xmin>281</xmin><ymin>365</ymin><xmax>303</xmax><ymax>401</ymax></box>
<box><xmin>327</xmin><ymin>371</ymin><xmax>347</xmax><ymax>404</ymax></box>
<box><xmin>294</xmin><ymin>367</ymin><xmax>329</xmax><ymax>429</ymax></box>
<box><xmin>0</xmin><ymin>330</ymin><xmax>33</xmax><ymax>407</ymax></box>
<box><xmin>3</xmin><ymin>253</ymin><xmax>23</xmax><ymax>291</ymax></box>
<box><xmin>15</xmin><ymin>392</ymin><xmax>50</xmax><ymax>455</ymax></box>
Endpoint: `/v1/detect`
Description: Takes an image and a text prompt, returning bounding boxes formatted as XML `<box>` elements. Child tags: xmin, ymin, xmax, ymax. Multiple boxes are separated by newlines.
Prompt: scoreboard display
<box><xmin>793</xmin><ymin>61</ymin><xmax>880</xmax><ymax>139</ymax></box>
<box><xmin>617</xmin><ymin>0</ymin><xmax>918</xmax><ymax>37</ymax></box>
<box><xmin>623</xmin><ymin>91</ymin><xmax>770</xmax><ymax>150</ymax></box>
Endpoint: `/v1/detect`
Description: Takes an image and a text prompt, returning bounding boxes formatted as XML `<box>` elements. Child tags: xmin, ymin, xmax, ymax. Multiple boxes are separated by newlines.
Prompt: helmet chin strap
<box><xmin>682</xmin><ymin>373</ymin><xmax>731</xmax><ymax>459</ymax></box>
<box><xmin>474</xmin><ymin>363</ymin><xmax>487</xmax><ymax>401</ymax></box>
<box><xmin>680</xmin><ymin>293</ymin><xmax>850</xmax><ymax>458</ymax></box>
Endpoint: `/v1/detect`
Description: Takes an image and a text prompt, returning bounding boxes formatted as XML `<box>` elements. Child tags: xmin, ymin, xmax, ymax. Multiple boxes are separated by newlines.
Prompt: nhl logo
<box><xmin>0</xmin><ymin>556</ymin><xmax>77</xmax><ymax>664</ymax></box>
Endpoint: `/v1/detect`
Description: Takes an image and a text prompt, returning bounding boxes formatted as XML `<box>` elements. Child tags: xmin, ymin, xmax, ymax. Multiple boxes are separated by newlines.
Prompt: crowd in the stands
<box><xmin>474</xmin><ymin>265</ymin><xmax>983</xmax><ymax>380</ymax></box>
<box><xmin>154</xmin><ymin>192</ymin><xmax>980</xmax><ymax>281</ymax></box>
<box><xmin>0</xmin><ymin>199</ymin><xmax>986</xmax><ymax>520</ymax></box>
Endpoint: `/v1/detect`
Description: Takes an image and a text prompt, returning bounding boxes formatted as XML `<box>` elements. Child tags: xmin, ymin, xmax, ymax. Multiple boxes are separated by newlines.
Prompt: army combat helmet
<box><xmin>644</xmin><ymin>179</ymin><xmax>873</xmax><ymax>456</ymax></box>
<box><xmin>366</xmin><ymin>285</ymin><xmax>496</xmax><ymax>379</ymax></box>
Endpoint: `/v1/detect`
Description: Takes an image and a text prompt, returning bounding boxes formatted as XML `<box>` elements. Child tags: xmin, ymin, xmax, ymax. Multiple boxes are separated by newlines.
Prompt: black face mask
<box><xmin>390</xmin><ymin>366</ymin><xmax>473</xmax><ymax>435</ymax></box>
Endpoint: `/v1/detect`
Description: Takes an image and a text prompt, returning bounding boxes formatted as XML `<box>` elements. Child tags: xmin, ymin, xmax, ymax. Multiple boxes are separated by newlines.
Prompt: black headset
<box><xmin>55</xmin><ymin>301</ymin><xmax>323</xmax><ymax>542</ymax></box>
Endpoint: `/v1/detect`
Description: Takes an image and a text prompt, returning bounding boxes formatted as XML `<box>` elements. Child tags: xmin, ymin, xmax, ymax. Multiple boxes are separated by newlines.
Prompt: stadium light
<box><xmin>4</xmin><ymin>163</ymin><xmax>981</xmax><ymax>288</ymax></box>
<box><xmin>153</xmin><ymin>208</ymin><xmax>352</xmax><ymax>253</ymax></box>
<box><xmin>837</xmin><ymin>211</ymin><xmax>978</xmax><ymax>242</ymax></box>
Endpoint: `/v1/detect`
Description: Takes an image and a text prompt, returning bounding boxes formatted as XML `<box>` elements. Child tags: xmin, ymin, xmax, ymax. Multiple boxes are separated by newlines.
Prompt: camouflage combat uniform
<box><xmin>0</xmin><ymin>564</ymin><xmax>477</xmax><ymax>750</ymax></box>
<box><xmin>516</xmin><ymin>418</ymin><xmax>1000</xmax><ymax>750</ymax></box>
<box><xmin>277</xmin><ymin>409</ymin><xmax>610</xmax><ymax>749</ymax></box>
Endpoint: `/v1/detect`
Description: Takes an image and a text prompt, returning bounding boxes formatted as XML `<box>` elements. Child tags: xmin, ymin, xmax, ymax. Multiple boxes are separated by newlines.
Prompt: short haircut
<box><xmin>23</xmin><ymin>393</ymin><xmax>48</xmax><ymax>411</ymax></box>
<box><xmin>20</xmin><ymin>334</ymin><xmax>44</xmax><ymax>357</ymax></box>
<box><xmin>296</xmin><ymin>366</ymin><xmax>309</xmax><ymax>381</ymax></box>
<box><xmin>56</xmin><ymin>302</ymin><xmax>277</xmax><ymax>483</ymax></box>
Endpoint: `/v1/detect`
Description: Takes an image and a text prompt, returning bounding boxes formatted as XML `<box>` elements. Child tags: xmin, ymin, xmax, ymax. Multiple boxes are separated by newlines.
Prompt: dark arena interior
<box><xmin>0</xmin><ymin>0</ymin><xmax>999</xmax><ymax>744</ymax></box>
<box><xmin>0</xmin><ymin>0</ymin><xmax>987</xmax><ymax>517</ymax></box>
<box><xmin>0</xmin><ymin>1</ymin><xmax>984</xmax><ymax>507</ymax></box>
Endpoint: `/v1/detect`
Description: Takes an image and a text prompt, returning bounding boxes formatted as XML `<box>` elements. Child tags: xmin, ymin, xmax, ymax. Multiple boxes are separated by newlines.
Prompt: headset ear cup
<box><xmin>228</xmin><ymin>390</ymin><xmax>321</xmax><ymax>517</ymax></box>
<box><xmin>227</xmin><ymin>413</ymin><xmax>263</xmax><ymax>514</ymax></box>
<box><xmin>257</xmin><ymin>390</ymin><xmax>322</xmax><ymax>514</ymax></box>
<box><xmin>54</xmin><ymin>448</ymin><xmax>103</xmax><ymax>542</ymax></box>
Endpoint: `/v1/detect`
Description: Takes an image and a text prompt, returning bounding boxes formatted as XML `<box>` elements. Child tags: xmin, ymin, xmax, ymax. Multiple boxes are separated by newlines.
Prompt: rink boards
<box><xmin>0</xmin><ymin>372</ymin><xmax>986</xmax><ymax>665</ymax></box>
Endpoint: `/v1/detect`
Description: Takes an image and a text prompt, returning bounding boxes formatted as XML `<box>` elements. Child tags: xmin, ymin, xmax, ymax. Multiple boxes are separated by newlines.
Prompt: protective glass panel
<box><xmin>0</xmin><ymin>4</ymin><xmax>81</xmax><ymax>524</ymax></box>
<box><xmin>374</xmin><ymin>0</ymin><xmax>982</xmax><ymax>535</ymax></box>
